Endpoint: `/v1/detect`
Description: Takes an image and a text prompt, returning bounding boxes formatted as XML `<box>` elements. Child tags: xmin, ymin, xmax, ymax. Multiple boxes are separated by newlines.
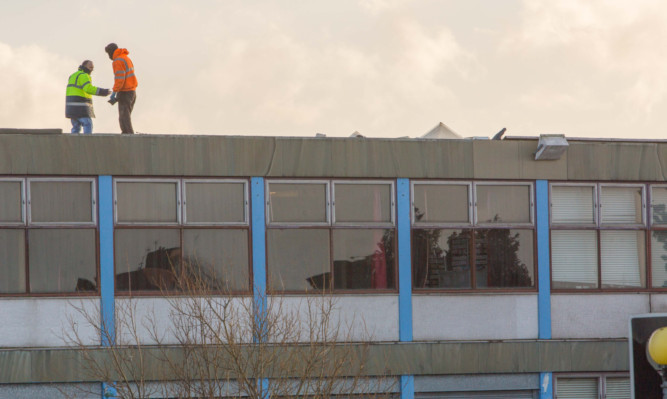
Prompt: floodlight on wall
<box><xmin>535</xmin><ymin>134</ymin><xmax>568</xmax><ymax>161</ymax></box>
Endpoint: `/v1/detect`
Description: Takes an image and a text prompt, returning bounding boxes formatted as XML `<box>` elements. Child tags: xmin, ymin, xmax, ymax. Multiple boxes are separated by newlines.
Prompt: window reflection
<box><xmin>29</xmin><ymin>229</ymin><xmax>97</xmax><ymax>293</ymax></box>
<box><xmin>115</xmin><ymin>229</ymin><xmax>180</xmax><ymax>291</ymax></box>
<box><xmin>183</xmin><ymin>229</ymin><xmax>249</xmax><ymax>291</ymax></box>
<box><xmin>412</xmin><ymin>229</ymin><xmax>471</xmax><ymax>289</ymax></box>
<box><xmin>475</xmin><ymin>229</ymin><xmax>534</xmax><ymax>288</ymax></box>
<box><xmin>332</xmin><ymin>229</ymin><xmax>395</xmax><ymax>290</ymax></box>
<box><xmin>267</xmin><ymin>229</ymin><xmax>330</xmax><ymax>291</ymax></box>
<box><xmin>412</xmin><ymin>228</ymin><xmax>534</xmax><ymax>289</ymax></box>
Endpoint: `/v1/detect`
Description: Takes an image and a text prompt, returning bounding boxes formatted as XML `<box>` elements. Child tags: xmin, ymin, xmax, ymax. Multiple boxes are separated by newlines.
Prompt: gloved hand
<box><xmin>99</xmin><ymin>88</ymin><xmax>111</xmax><ymax>96</ymax></box>
<box><xmin>108</xmin><ymin>92</ymin><xmax>118</xmax><ymax>105</ymax></box>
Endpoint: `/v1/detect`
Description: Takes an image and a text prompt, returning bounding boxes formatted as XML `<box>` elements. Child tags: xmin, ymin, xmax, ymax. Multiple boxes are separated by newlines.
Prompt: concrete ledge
<box><xmin>0</xmin><ymin>340</ymin><xmax>628</xmax><ymax>384</ymax></box>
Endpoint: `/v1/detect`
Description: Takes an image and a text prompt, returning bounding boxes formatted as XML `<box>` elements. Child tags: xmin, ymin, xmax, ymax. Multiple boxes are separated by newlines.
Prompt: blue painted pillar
<box><xmin>98</xmin><ymin>176</ymin><xmax>118</xmax><ymax>398</ymax></box>
<box><xmin>251</xmin><ymin>177</ymin><xmax>269</xmax><ymax>398</ymax></box>
<box><xmin>397</xmin><ymin>179</ymin><xmax>414</xmax><ymax>399</ymax></box>
<box><xmin>536</xmin><ymin>180</ymin><xmax>551</xmax><ymax>339</ymax></box>
<box><xmin>536</xmin><ymin>180</ymin><xmax>552</xmax><ymax>399</ymax></box>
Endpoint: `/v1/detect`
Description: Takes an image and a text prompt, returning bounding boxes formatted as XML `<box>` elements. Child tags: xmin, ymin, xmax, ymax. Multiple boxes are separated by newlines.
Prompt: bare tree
<box><xmin>65</xmin><ymin>257</ymin><xmax>396</xmax><ymax>398</ymax></box>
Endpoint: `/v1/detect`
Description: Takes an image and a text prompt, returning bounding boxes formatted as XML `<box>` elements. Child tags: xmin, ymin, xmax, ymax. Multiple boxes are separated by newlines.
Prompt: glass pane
<box><xmin>605</xmin><ymin>377</ymin><xmax>631</xmax><ymax>399</ymax></box>
<box><xmin>0</xmin><ymin>181</ymin><xmax>23</xmax><ymax>223</ymax></box>
<box><xmin>556</xmin><ymin>377</ymin><xmax>598</xmax><ymax>398</ymax></box>
<box><xmin>413</xmin><ymin>184</ymin><xmax>469</xmax><ymax>224</ymax></box>
<box><xmin>476</xmin><ymin>184</ymin><xmax>531</xmax><ymax>224</ymax></box>
<box><xmin>115</xmin><ymin>229</ymin><xmax>180</xmax><ymax>291</ymax></box>
<box><xmin>412</xmin><ymin>229</ymin><xmax>471</xmax><ymax>289</ymax></box>
<box><xmin>183</xmin><ymin>229</ymin><xmax>249</xmax><ymax>291</ymax></box>
<box><xmin>185</xmin><ymin>182</ymin><xmax>245</xmax><ymax>224</ymax></box>
<box><xmin>601</xmin><ymin>186</ymin><xmax>643</xmax><ymax>225</ymax></box>
<box><xmin>267</xmin><ymin>229</ymin><xmax>330</xmax><ymax>291</ymax></box>
<box><xmin>333</xmin><ymin>229</ymin><xmax>395</xmax><ymax>290</ymax></box>
<box><xmin>552</xmin><ymin>230</ymin><xmax>598</xmax><ymax>289</ymax></box>
<box><xmin>652</xmin><ymin>187</ymin><xmax>667</xmax><ymax>225</ymax></box>
<box><xmin>334</xmin><ymin>183</ymin><xmax>392</xmax><ymax>223</ymax></box>
<box><xmin>30</xmin><ymin>181</ymin><xmax>92</xmax><ymax>223</ymax></box>
<box><xmin>601</xmin><ymin>231</ymin><xmax>645</xmax><ymax>288</ymax></box>
<box><xmin>268</xmin><ymin>183</ymin><xmax>327</xmax><ymax>223</ymax></box>
<box><xmin>475</xmin><ymin>229</ymin><xmax>535</xmax><ymax>288</ymax></box>
<box><xmin>651</xmin><ymin>231</ymin><xmax>667</xmax><ymax>288</ymax></box>
<box><xmin>116</xmin><ymin>182</ymin><xmax>178</xmax><ymax>223</ymax></box>
<box><xmin>551</xmin><ymin>185</ymin><xmax>595</xmax><ymax>225</ymax></box>
<box><xmin>29</xmin><ymin>229</ymin><xmax>97</xmax><ymax>293</ymax></box>
<box><xmin>0</xmin><ymin>229</ymin><xmax>26</xmax><ymax>293</ymax></box>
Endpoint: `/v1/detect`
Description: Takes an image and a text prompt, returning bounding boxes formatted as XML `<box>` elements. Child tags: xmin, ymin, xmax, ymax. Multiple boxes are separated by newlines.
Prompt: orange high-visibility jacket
<box><xmin>112</xmin><ymin>48</ymin><xmax>138</xmax><ymax>92</ymax></box>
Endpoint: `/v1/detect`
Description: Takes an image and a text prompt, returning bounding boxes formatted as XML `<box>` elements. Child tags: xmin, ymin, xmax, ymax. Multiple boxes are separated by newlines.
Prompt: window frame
<box><xmin>113</xmin><ymin>178</ymin><xmax>251</xmax><ymax>295</ymax></box>
<box><xmin>27</xmin><ymin>177</ymin><xmax>97</xmax><ymax>226</ymax></box>
<box><xmin>410</xmin><ymin>180</ymin><xmax>537</xmax><ymax>292</ymax></box>
<box><xmin>182</xmin><ymin>179</ymin><xmax>249</xmax><ymax>226</ymax></box>
<box><xmin>332</xmin><ymin>180</ymin><xmax>396</xmax><ymax>227</ymax></box>
<box><xmin>550</xmin><ymin>182</ymin><xmax>648</xmax><ymax>291</ymax></box>
<box><xmin>0</xmin><ymin>177</ymin><xmax>26</xmax><ymax>226</ymax></box>
<box><xmin>554</xmin><ymin>372</ymin><xmax>630</xmax><ymax>399</ymax></box>
<box><xmin>0</xmin><ymin>176</ymin><xmax>99</xmax><ymax>296</ymax></box>
<box><xmin>473</xmin><ymin>181</ymin><xmax>535</xmax><ymax>227</ymax></box>
<box><xmin>113</xmin><ymin>178</ymin><xmax>181</xmax><ymax>226</ymax></box>
<box><xmin>411</xmin><ymin>181</ymin><xmax>473</xmax><ymax>227</ymax></box>
<box><xmin>265</xmin><ymin>178</ymin><xmax>397</xmax><ymax>294</ymax></box>
<box><xmin>266</xmin><ymin>179</ymin><xmax>331</xmax><ymax>227</ymax></box>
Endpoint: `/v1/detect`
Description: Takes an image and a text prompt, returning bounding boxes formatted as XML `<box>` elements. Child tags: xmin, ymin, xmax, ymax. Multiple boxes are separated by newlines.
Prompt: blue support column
<box><xmin>540</xmin><ymin>372</ymin><xmax>553</xmax><ymax>399</ymax></box>
<box><xmin>397</xmin><ymin>179</ymin><xmax>414</xmax><ymax>399</ymax></box>
<box><xmin>98</xmin><ymin>176</ymin><xmax>118</xmax><ymax>398</ymax></box>
<box><xmin>251</xmin><ymin>177</ymin><xmax>269</xmax><ymax>397</ymax></box>
<box><xmin>536</xmin><ymin>180</ymin><xmax>552</xmax><ymax>399</ymax></box>
<box><xmin>536</xmin><ymin>180</ymin><xmax>551</xmax><ymax>340</ymax></box>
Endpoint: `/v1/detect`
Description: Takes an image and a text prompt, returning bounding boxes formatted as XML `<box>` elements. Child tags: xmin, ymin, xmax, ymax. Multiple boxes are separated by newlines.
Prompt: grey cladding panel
<box><xmin>567</xmin><ymin>142</ymin><xmax>664</xmax><ymax>181</ymax></box>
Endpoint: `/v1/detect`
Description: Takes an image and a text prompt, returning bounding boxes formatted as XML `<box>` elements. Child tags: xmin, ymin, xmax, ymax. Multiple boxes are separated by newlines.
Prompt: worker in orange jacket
<box><xmin>105</xmin><ymin>43</ymin><xmax>138</xmax><ymax>134</ymax></box>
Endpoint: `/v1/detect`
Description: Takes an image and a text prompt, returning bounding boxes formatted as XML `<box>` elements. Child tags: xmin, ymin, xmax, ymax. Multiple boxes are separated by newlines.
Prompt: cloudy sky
<box><xmin>2</xmin><ymin>0</ymin><xmax>667</xmax><ymax>139</ymax></box>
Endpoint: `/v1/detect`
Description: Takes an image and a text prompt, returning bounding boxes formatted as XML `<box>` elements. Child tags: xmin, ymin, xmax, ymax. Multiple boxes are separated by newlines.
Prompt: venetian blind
<box><xmin>600</xmin><ymin>186</ymin><xmax>642</xmax><ymax>225</ymax></box>
<box><xmin>605</xmin><ymin>377</ymin><xmax>631</xmax><ymax>399</ymax></box>
<box><xmin>556</xmin><ymin>377</ymin><xmax>598</xmax><ymax>398</ymax></box>
<box><xmin>551</xmin><ymin>230</ymin><xmax>598</xmax><ymax>288</ymax></box>
<box><xmin>551</xmin><ymin>185</ymin><xmax>594</xmax><ymax>225</ymax></box>
<box><xmin>600</xmin><ymin>231</ymin><xmax>643</xmax><ymax>288</ymax></box>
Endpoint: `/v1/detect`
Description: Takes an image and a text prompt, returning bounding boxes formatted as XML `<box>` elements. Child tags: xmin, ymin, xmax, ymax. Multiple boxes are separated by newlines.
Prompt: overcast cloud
<box><xmin>1</xmin><ymin>0</ymin><xmax>667</xmax><ymax>139</ymax></box>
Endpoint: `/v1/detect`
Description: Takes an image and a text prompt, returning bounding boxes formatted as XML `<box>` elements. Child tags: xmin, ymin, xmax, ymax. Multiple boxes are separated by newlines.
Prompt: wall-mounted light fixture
<box><xmin>535</xmin><ymin>134</ymin><xmax>568</xmax><ymax>161</ymax></box>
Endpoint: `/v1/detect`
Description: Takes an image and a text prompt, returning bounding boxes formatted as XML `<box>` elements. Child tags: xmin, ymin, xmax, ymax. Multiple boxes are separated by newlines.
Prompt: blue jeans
<box><xmin>70</xmin><ymin>117</ymin><xmax>93</xmax><ymax>134</ymax></box>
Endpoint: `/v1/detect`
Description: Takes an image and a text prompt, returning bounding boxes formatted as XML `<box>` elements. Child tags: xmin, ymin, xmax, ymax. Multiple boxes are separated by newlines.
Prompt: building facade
<box><xmin>1</xmin><ymin>132</ymin><xmax>664</xmax><ymax>398</ymax></box>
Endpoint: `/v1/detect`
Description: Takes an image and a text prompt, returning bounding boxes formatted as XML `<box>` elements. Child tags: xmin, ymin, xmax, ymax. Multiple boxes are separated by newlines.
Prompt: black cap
<box><xmin>104</xmin><ymin>43</ymin><xmax>118</xmax><ymax>59</ymax></box>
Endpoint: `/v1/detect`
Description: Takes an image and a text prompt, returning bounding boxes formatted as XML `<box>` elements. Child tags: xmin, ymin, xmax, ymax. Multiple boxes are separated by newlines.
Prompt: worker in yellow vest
<box><xmin>65</xmin><ymin>60</ymin><xmax>111</xmax><ymax>134</ymax></box>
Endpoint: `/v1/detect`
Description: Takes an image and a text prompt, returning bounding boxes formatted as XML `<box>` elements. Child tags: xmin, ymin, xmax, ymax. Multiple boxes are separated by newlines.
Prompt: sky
<box><xmin>2</xmin><ymin>0</ymin><xmax>667</xmax><ymax>139</ymax></box>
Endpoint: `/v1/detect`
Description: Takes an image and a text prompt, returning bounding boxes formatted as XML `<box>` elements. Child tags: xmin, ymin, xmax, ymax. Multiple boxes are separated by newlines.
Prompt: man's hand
<box><xmin>99</xmin><ymin>88</ymin><xmax>111</xmax><ymax>96</ymax></box>
<box><xmin>108</xmin><ymin>92</ymin><xmax>118</xmax><ymax>105</ymax></box>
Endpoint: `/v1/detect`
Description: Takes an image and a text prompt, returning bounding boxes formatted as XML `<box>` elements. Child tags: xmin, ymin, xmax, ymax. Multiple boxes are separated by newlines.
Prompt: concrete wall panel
<box><xmin>0</xmin><ymin>298</ymin><xmax>99</xmax><ymax>347</ymax></box>
<box><xmin>551</xmin><ymin>293</ymin><xmax>649</xmax><ymax>339</ymax></box>
<box><xmin>412</xmin><ymin>294</ymin><xmax>538</xmax><ymax>340</ymax></box>
<box><xmin>115</xmin><ymin>297</ymin><xmax>252</xmax><ymax>345</ymax></box>
<box><xmin>277</xmin><ymin>295</ymin><xmax>399</xmax><ymax>342</ymax></box>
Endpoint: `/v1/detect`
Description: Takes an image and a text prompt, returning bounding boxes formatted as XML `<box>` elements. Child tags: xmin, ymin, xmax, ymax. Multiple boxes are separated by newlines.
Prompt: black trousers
<box><xmin>117</xmin><ymin>91</ymin><xmax>136</xmax><ymax>134</ymax></box>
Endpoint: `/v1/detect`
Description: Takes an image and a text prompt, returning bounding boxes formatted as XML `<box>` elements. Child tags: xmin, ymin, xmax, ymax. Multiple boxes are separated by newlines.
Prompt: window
<box><xmin>550</xmin><ymin>184</ymin><xmax>646</xmax><ymax>290</ymax></box>
<box><xmin>114</xmin><ymin>179</ymin><xmax>250</xmax><ymax>293</ymax></box>
<box><xmin>555</xmin><ymin>374</ymin><xmax>630</xmax><ymax>399</ymax></box>
<box><xmin>651</xmin><ymin>186</ymin><xmax>667</xmax><ymax>288</ymax></box>
<box><xmin>0</xmin><ymin>178</ymin><xmax>97</xmax><ymax>294</ymax></box>
<box><xmin>411</xmin><ymin>181</ymin><xmax>535</xmax><ymax>290</ymax></box>
<box><xmin>266</xmin><ymin>180</ymin><xmax>396</xmax><ymax>292</ymax></box>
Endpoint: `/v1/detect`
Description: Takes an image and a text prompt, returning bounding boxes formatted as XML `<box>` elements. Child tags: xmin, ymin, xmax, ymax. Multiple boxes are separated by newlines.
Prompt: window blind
<box><xmin>551</xmin><ymin>231</ymin><xmax>598</xmax><ymax>288</ymax></box>
<box><xmin>551</xmin><ymin>185</ymin><xmax>594</xmax><ymax>225</ymax></box>
<box><xmin>601</xmin><ymin>186</ymin><xmax>641</xmax><ymax>225</ymax></box>
<box><xmin>600</xmin><ymin>231</ymin><xmax>643</xmax><ymax>288</ymax></box>
<box><xmin>556</xmin><ymin>377</ymin><xmax>598</xmax><ymax>398</ymax></box>
<box><xmin>605</xmin><ymin>377</ymin><xmax>631</xmax><ymax>399</ymax></box>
